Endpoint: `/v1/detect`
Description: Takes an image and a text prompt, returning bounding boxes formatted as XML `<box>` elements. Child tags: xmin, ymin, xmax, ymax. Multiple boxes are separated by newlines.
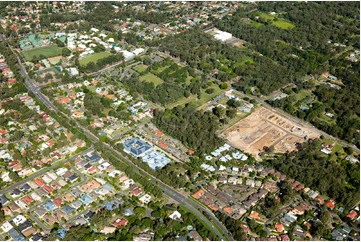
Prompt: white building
<box><xmin>169</xmin><ymin>211</ymin><xmax>182</xmax><ymax>220</ymax></box>
<box><xmin>214</xmin><ymin>30</ymin><xmax>232</xmax><ymax>42</ymax></box>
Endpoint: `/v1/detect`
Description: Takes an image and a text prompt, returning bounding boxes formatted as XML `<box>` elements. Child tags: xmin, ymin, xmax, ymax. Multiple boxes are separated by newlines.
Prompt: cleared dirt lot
<box><xmin>221</xmin><ymin>106</ymin><xmax>320</xmax><ymax>158</ymax></box>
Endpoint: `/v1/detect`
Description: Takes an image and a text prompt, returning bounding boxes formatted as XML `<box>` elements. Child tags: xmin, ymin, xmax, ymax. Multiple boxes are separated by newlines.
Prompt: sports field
<box><xmin>22</xmin><ymin>46</ymin><xmax>62</xmax><ymax>61</ymax></box>
<box><xmin>133</xmin><ymin>64</ymin><xmax>148</xmax><ymax>73</ymax></box>
<box><xmin>79</xmin><ymin>52</ymin><xmax>112</xmax><ymax>66</ymax></box>
<box><xmin>256</xmin><ymin>12</ymin><xmax>295</xmax><ymax>29</ymax></box>
<box><xmin>139</xmin><ymin>73</ymin><xmax>164</xmax><ymax>86</ymax></box>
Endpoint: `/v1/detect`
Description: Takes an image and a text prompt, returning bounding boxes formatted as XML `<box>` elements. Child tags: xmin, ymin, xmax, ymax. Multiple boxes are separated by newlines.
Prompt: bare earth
<box><xmin>221</xmin><ymin>106</ymin><xmax>320</xmax><ymax>159</ymax></box>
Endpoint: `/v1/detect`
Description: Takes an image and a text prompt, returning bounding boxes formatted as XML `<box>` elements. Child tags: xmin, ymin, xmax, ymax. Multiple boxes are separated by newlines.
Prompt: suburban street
<box><xmin>16</xmin><ymin>59</ymin><xmax>233</xmax><ymax>241</ymax></box>
<box><xmin>0</xmin><ymin>147</ymin><xmax>93</xmax><ymax>195</ymax></box>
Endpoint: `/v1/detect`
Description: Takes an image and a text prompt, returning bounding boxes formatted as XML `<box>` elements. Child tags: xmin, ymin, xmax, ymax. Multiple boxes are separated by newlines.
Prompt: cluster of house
<box><xmin>202</xmin><ymin>144</ymin><xmax>249</xmax><ymax>173</ymax></box>
<box><xmin>0</xmin><ymin>1</ymin><xmax>85</xmax><ymax>35</ymax></box>
<box><xmin>62</xmin><ymin>30</ymin><xmax>145</xmax><ymax>61</ymax></box>
<box><xmin>0</xmin><ymin>92</ymin><xmax>85</xmax><ymax>183</ymax></box>
<box><xmin>0</xmin><ymin>214</ymin><xmax>42</xmax><ymax>241</ymax></box>
<box><xmin>52</xmin><ymin>79</ymin><xmax>153</xmax><ymax>138</ymax></box>
<box><xmin>123</xmin><ymin>137</ymin><xmax>172</xmax><ymax>170</ymax></box>
<box><xmin>0</xmin><ymin>54</ymin><xmax>16</xmax><ymax>86</ymax></box>
<box><xmin>112</xmin><ymin>2</ymin><xmax>240</xmax><ymax>41</ymax></box>
<box><xmin>0</xmin><ymin>149</ymin><xmax>158</xmax><ymax>240</ymax></box>
<box><xmin>193</xmin><ymin>161</ymin><xmax>358</xmax><ymax>240</ymax></box>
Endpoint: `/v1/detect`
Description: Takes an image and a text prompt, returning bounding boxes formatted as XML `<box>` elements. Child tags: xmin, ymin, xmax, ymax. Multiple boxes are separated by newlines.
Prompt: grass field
<box><xmin>139</xmin><ymin>73</ymin><xmax>164</xmax><ymax>86</ymax></box>
<box><xmin>22</xmin><ymin>46</ymin><xmax>62</xmax><ymax>61</ymax></box>
<box><xmin>251</xmin><ymin>21</ymin><xmax>264</xmax><ymax>27</ymax></box>
<box><xmin>152</xmin><ymin>65</ymin><xmax>169</xmax><ymax>74</ymax></box>
<box><xmin>272</xmin><ymin>20</ymin><xmax>295</xmax><ymax>29</ymax></box>
<box><xmin>79</xmin><ymin>52</ymin><xmax>112</xmax><ymax>66</ymax></box>
<box><xmin>166</xmin><ymin>83</ymin><xmax>226</xmax><ymax>109</ymax></box>
<box><xmin>133</xmin><ymin>64</ymin><xmax>148</xmax><ymax>73</ymax></box>
<box><xmin>256</xmin><ymin>12</ymin><xmax>295</xmax><ymax>29</ymax></box>
<box><xmin>48</xmin><ymin>56</ymin><xmax>62</xmax><ymax>65</ymax></box>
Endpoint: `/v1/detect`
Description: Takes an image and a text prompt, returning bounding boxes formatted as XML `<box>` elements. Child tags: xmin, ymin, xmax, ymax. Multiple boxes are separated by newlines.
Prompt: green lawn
<box><xmin>272</xmin><ymin>19</ymin><xmax>295</xmax><ymax>29</ymax></box>
<box><xmin>256</xmin><ymin>12</ymin><xmax>295</xmax><ymax>29</ymax></box>
<box><xmin>22</xmin><ymin>46</ymin><xmax>62</xmax><ymax>61</ymax></box>
<box><xmin>139</xmin><ymin>73</ymin><xmax>164</xmax><ymax>86</ymax></box>
<box><xmin>251</xmin><ymin>21</ymin><xmax>264</xmax><ymax>28</ymax></box>
<box><xmin>79</xmin><ymin>52</ymin><xmax>112</xmax><ymax>66</ymax></box>
<box><xmin>152</xmin><ymin>65</ymin><xmax>169</xmax><ymax>74</ymax></box>
<box><xmin>258</xmin><ymin>12</ymin><xmax>275</xmax><ymax>21</ymax></box>
<box><xmin>166</xmin><ymin>83</ymin><xmax>227</xmax><ymax>110</ymax></box>
<box><xmin>48</xmin><ymin>56</ymin><xmax>62</xmax><ymax>65</ymax></box>
<box><xmin>293</xmin><ymin>90</ymin><xmax>312</xmax><ymax>102</ymax></box>
<box><xmin>133</xmin><ymin>64</ymin><xmax>148</xmax><ymax>73</ymax></box>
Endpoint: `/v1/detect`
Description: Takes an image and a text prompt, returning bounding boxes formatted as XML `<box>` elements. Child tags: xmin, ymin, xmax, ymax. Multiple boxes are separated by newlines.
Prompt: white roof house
<box><xmin>65</xmin><ymin>67</ymin><xmax>79</xmax><ymax>77</ymax></box>
<box><xmin>13</xmin><ymin>215</ymin><xmax>27</xmax><ymax>226</ymax></box>
<box><xmin>169</xmin><ymin>211</ymin><xmax>182</xmax><ymax>220</ymax></box>
<box><xmin>132</xmin><ymin>48</ymin><xmax>145</xmax><ymax>56</ymax></box>
<box><xmin>1</xmin><ymin>221</ymin><xmax>13</xmax><ymax>233</ymax></box>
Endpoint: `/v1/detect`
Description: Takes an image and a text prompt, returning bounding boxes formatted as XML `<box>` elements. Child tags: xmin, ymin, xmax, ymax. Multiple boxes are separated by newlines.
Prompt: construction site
<box><xmin>221</xmin><ymin>106</ymin><xmax>320</xmax><ymax>159</ymax></box>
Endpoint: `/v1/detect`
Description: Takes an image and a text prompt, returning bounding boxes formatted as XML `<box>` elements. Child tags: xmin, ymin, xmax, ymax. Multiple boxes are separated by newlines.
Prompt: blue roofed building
<box><xmin>43</xmin><ymin>200</ymin><xmax>56</xmax><ymax>211</ymax></box>
<box><xmin>85</xmin><ymin>152</ymin><xmax>101</xmax><ymax>163</ymax></box>
<box><xmin>123</xmin><ymin>138</ymin><xmax>152</xmax><ymax>157</ymax></box>
<box><xmin>0</xmin><ymin>194</ymin><xmax>9</xmax><ymax>205</ymax></box>
<box><xmin>57</xmin><ymin>229</ymin><xmax>67</xmax><ymax>239</ymax></box>
<box><xmin>141</xmin><ymin>150</ymin><xmax>171</xmax><ymax>170</ymax></box>
<box><xmin>8</xmin><ymin>228</ymin><xmax>26</xmax><ymax>241</ymax></box>
<box><xmin>61</xmin><ymin>205</ymin><xmax>75</xmax><ymax>215</ymax></box>
<box><xmin>79</xmin><ymin>194</ymin><xmax>93</xmax><ymax>205</ymax></box>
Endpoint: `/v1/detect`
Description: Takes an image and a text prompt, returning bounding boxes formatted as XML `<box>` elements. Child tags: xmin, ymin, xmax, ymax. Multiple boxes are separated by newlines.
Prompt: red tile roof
<box><xmin>57</xmin><ymin>97</ymin><xmax>71</xmax><ymax>104</ymax></box>
<box><xmin>275</xmin><ymin>223</ymin><xmax>284</xmax><ymax>232</ymax></box>
<box><xmin>280</xmin><ymin>234</ymin><xmax>290</xmax><ymax>241</ymax></box>
<box><xmin>207</xmin><ymin>203</ymin><xmax>219</xmax><ymax>211</ymax></box>
<box><xmin>240</xmin><ymin>224</ymin><xmax>250</xmax><ymax>232</ymax></box>
<box><xmin>325</xmin><ymin>199</ymin><xmax>335</xmax><ymax>210</ymax></box>
<box><xmin>346</xmin><ymin>210</ymin><xmax>358</xmax><ymax>220</ymax></box>
<box><xmin>154</xmin><ymin>130</ymin><xmax>164</xmax><ymax>137</ymax></box>
<box><xmin>315</xmin><ymin>195</ymin><xmax>325</xmax><ymax>205</ymax></box>
<box><xmin>223</xmin><ymin>207</ymin><xmax>233</xmax><ymax>215</ymax></box>
<box><xmin>250</xmin><ymin>211</ymin><xmax>260</xmax><ymax>220</ymax></box>
<box><xmin>88</xmin><ymin>166</ymin><xmax>97</xmax><ymax>173</ymax></box>
<box><xmin>34</xmin><ymin>178</ymin><xmax>45</xmax><ymax>187</ymax></box>
<box><xmin>192</xmin><ymin>189</ymin><xmax>205</xmax><ymax>199</ymax></box>
<box><xmin>22</xmin><ymin>196</ymin><xmax>34</xmax><ymax>205</ymax></box>
<box><xmin>43</xmin><ymin>185</ymin><xmax>53</xmax><ymax>194</ymax></box>
<box><xmin>157</xmin><ymin>140</ymin><xmax>168</xmax><ymax>149</ymax></box>
<box><xmin>131</xmin><ymin>188</ymin><xmax>143</xmax><ymax>196</ymax></box>
<box><xmin>53</xmin><ymin>199</ymin><xmax>62</xmax><ymax>207</ymax></box>
<box><xmin>112</xmin><ymin>218</ymin><xmax>128</xmax><ymax>227</ymax></box>
<box><xmin>187</xmin><ymin>150</ymin><xmax>195</xmax><ymax>155</ymax></box>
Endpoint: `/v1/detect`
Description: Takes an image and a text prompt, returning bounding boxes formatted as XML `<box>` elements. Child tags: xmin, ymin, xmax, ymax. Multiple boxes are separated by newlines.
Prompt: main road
<box><xmin>16</xmin><ymin>58</ymin><xmax>233</xmax><ymax>240</ymax></box>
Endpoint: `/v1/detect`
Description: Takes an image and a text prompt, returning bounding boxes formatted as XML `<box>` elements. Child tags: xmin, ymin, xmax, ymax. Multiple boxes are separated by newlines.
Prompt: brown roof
<box><xmin>22</xmin><ymin>227</ymin><xmax>37</xmax><ymax>237</ymax></box>
<box><xmin>208</xmin><ymin>203</ymin><xmax>219</xmax><ymax>211</ymax></box>
<box><xmin>223</xmin><ymin>206</ymin><xmax>233</xmax><ymax>215</ymax></box>
<box><xmin>192</xmin><ymin>189</ymin><xmax>205</xmax><ymax>199</ymax></box>
<box><xmin>154</xmin><ymin>130</ymin><xmax>164</xmax><ymax>137</ymax></box>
